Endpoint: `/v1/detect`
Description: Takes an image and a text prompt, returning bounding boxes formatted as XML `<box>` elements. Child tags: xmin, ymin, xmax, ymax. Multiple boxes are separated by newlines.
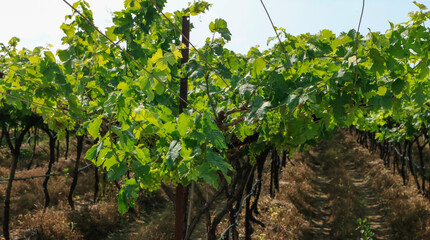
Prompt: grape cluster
<box><xmin>266</xmin><ymin>111</ymin><xmax>282</xmax><ymax>135</ymax></box>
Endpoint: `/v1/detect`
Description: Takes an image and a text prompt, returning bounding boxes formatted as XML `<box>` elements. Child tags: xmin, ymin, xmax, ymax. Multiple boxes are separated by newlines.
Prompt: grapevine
<box><xmin>0</xmin><ymin>0</ymin><xmax>429</xmax><ymax>239</ymax></box>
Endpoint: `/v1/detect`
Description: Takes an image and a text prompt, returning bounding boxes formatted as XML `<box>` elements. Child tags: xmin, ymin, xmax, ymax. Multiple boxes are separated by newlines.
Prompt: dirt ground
<box><xmin>3</xmin><ymin>130</ymin><xmax>430</xmax><ymax>239</ymax></box>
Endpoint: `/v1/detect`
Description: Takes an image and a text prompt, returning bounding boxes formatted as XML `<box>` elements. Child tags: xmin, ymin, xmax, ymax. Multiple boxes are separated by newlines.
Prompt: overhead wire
<box><xmin>0</xmin><ymin>67</ymin><xmax>82</xmax><ymax>119</ymax></box>
<box><xmin>354</xmin><ymin>0</ymin><xmax>366</xmax><ymax>87</ymax></box>
<box><xmin>0</xmin><ymin>91</ymin><xmax>72</xmax><ymax>118</ymax></box>
<box><xmin>259</xmin><ymin>0</ymin><xmax>297</xmax><ymax>88</ymax></box>
<box><xmin>0</xmin><ymin>163</ymin><xmax>94</xmax><ymax>182</ymax></box>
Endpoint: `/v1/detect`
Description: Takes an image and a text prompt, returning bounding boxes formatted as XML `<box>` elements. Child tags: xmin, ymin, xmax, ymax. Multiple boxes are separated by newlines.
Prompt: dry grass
<box><xmin>345</xmin><ymin>132</ymin><xmax>430</xmax><ymax>240</ymax></box>
<box><xmin>316</xmin><ymin>142</ymin><xmax>365</xmax><ymax>239</ymax></box>
<box><xmin>0</xmin><ymin>136</ymin><xmax>169</xmax><ymax>240</ymax></box>
<box><xmin>365</xmin><ymin>162</ymin><xmax>430</xmax><ymax>239</ymax></box>
<box><xmin>16</xmin><ymin>200</ymin><xmax>124</xmax><ymax>240</ymax></box>
<box><xmin>0</xmin><ymin>134</ymin><xmax>130</xmax><ymax>239</ymax></box>
<box><xmin>128</xmin><ymin>204</ymin><xmax>175</xmax><ymax>240</ymax></box>
<box><xmin>21</xmin><ymin>207</ymin><xmax>84</xmax><ymax>240</ymax></box>
<box><xmin>68</xmin><ymin>200</ymin><xmax>124</xmax><ymax>239</ymax></box>
<box><xmin>251</xmin><ymin>160</ymin><xmax>313</xmax><ymax>239</ymax></box>
<box><xmin>0</xmin><ymin>163</ymin><xmax>94</xmax><ymax>229</ymax></box>
<box><xmin>0</xmin><ymin>167</ymin><xmax>47</xmax><ymax>226</ymax></box>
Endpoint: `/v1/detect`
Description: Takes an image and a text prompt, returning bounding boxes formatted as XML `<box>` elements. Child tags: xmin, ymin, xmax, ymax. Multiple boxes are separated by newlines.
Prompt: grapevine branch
<box><xmin>218</xmin><ymin>178</ymin><xmax>261</xmax><ymax>240</ymax></box>
<box><xmin>184</xmin><ymin>176</ymin><xmax>227</xmax><ymax>240</ymax></box>
<box><xmin>221</xmin><ymin>117</ymin><xmax>245</xmax><ymax>130</ymax></box>
<box><xmin>393</xmin><ymin>146</ymin><xmax>426</xmax><ymax>170</ymax></box>
<box><xmin>61</xmin><ymin>0</ymin><xmax>198</xmax><ymax>112</ymax></box>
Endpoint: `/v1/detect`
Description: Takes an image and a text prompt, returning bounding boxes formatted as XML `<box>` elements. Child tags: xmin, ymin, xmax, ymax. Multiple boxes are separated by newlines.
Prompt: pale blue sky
<box><xmin>0</xmin><ymin>0</ymin><xmax>425</xmax><ymax>54</ymax></box>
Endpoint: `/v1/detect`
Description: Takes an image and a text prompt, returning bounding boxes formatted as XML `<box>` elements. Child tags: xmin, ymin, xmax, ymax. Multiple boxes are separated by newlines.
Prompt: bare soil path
<box><xmin>344</xmin><ymin>159</ymin><xmax>393</xmax><ymax>239</ymax></box>
<box><xmin>308</xmin><ymin>171</ymin><xmax>331</xmax><ymax>238</ymax></box>
<box><xmin>303</xmin><ymin>134</ymin><xmax>394</xmax><ymax>240</ymax></box>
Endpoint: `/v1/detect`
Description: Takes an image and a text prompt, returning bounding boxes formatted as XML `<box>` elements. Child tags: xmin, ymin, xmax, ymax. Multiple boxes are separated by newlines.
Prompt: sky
<box><xmin>0</xmin><ymin>0</ymin><xmax>425</xmax><ymax>54</ymax></box>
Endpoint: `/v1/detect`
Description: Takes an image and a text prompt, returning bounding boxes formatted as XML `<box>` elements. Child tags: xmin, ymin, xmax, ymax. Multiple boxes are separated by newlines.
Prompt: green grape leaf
<box><xmin>44</xmin><ymin>51</ymin><xmax>56</xmax><ymax>63</ymax></box>
<box><xmin>88</xmin><ymin>117</ymin><xmax>102</xmax><ymax>139</ymax></box>
<box><xmin>188</xmin><ymin>1</ymin><xmax>212</xmax><ymax>16</ymax></box>
<box><xmin>388</xmin><ymin>43</ymin><xmax>406</xmax><ymax>59</ymax></box>
<box><xmin>108</xmin><ymin>163</ymin><xmax>128</xmax><ymax>181</ymax></box>
<box><xmin>414</xmin><ymin>87</ymin><xmax>426</xmax><ymax>105</ymax></box>
<box><xmin>207</xmin><ymin>129</ymin><xmax>227</xmax><ymax>149</ymax></box>
<box><xmin>105</xmin><ymin>26</ymin><xmax>118</xmax><ymax>42</ymax></box>
<box><xmin>165</xmin><ymin>140</ymin><xmax>181</xmax><ymax>170</ymax></box>
<box><xmin>196</xmin><ymin>162</ymin><xmax>218</xmax><ymax>188</ymax></box>
<box><xmin>132</xmin><ymin>161</ymin><xmax>152</xmax><ymax>186</ymax></box>
<box><xmin>99</xmin><ymin>150</ymin><xmax>116</xmax><ymax>170</ymax></box>
<box><xmin>376</xmin><ymin>86</ymin><xmax>388</xmax><ymax>96</ymax></box>
<box><xmin>57</xmin><ymin>49</ymin><xmax>70</xmax><ymax>62</ymax></box>
<box><xmin>178</xmin><ymin>113</ymin><xmax>190</xmax><ymax>137</ymax></box>
<box><xmin>118</xmin><ymin>178</ymin><xmax>139</xmax><ymax>214</ymax></box>
<box><xmin>246</xmin><ymin>96</ymin><xmax>271</xmax><ymax>124</ymax></box>
<box><xmin>209</xmin><ymin>18</ymin><xmax>232</xmax><ymax>41</ymax></box>
<box><xmin>391</xmin><ymin>78</ymin><xmax>405</xmax><ymax>95</ymax></box>
<box><xmin>207</xmin><ymin>148</ymin><xmax>231</xmax><ymax>173</ymax></box>
<box><xmin>253</xmin><ymin>58</ymin><xmax>266</xmax><ymax>75</ymax></box>
<box><xmin>120</xmin><ymin>129</ymin><xmax>136</xmax><ymax>151</ymax></box>
<box><xmin>418</xmin><ymin>66</ymin><xmax>429</xmax><ymax>81</ymax></box>
<box><xmin>413</xmin><ymin>1</ymin><xmax>428</xmax><ymax>10</ymax></box>
<box><xmin>239</xmin><ymin>84</ymin><xmax>255</xmax><ymax>99</ymax></box>
<box><xmin>85</xmin><ymin>140</ymin><xmax>103</xmax><ymax>161</ymax></box>
<box><xmin>369</xmin><ymin>48</ymin><xmax>386</xmax><ymax>74</ymax></box>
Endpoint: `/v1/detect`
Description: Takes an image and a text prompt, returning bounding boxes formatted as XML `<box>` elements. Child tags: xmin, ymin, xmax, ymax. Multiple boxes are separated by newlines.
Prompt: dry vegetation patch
<box><xmin>250</xmin><ymin>159</ymin><xmax>313</xmax><ymax>239</ymax></box>
<box><xmin>346</xmin><ymin>132</ymin><xmax>430</xmax><ymax>240</ymax></box>
<box><xmin>2</xmin><ymin>131</ymin><xmax>430</xmax><ymax>239</ymax></box>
